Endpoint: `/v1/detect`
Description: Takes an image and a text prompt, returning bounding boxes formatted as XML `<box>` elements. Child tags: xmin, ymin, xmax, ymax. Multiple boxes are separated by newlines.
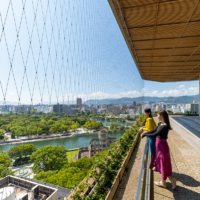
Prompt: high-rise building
<box><xmin>191</xmin><ymin>104</ymin><xmax>199</xmax><ymax>113</ymax></box>
<box><xmin>186</xmin><ymin>104</ymin><xmax>199</xmax><ymax>113</ymax></box>
<box><xmin>133</xmin><ymin>101</ymin><xmax>136</xmax><ymax>107</ymax></box>
<box><xmin>53</xmin><ymin>103</ymin><xmax>63</xmax><ymax>113</ymax></box>
<box><xmin>77</xmin><ymin>98</ymin><xmax>82</xmax><ymax>109</ymax></box>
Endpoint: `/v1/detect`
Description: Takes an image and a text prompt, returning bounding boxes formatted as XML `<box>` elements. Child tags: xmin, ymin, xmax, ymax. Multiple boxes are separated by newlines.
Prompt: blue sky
<box><xmin>0</xmin><ymin>0</ymin><xmax>198</xmax><ymax>104</ymax></box>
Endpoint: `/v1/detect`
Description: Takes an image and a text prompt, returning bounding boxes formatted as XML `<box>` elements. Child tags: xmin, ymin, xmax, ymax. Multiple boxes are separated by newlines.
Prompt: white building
<box><xmin>181</xmin><ymin>108</ymin><xmax>189</xmax><ymax>113</ymax></box>
<box><xmin>172</xmin><ymin>108</ymin><xmax>180</xmax><ymax>113</ymax></box>
<box><xmin>34</xmin><ymin>106</ymin><xmax>52</xmax><ymax>113</ymax></box>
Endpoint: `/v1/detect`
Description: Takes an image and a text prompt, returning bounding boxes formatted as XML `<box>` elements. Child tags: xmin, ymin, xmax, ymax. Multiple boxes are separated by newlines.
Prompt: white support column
<box><xmin>199</xmin><ymin>74</ymin><xmax>200</xmax><ymax>117</ymax></box>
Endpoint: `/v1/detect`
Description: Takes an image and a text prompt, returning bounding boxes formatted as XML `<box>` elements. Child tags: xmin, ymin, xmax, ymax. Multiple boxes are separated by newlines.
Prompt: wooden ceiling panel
<box><xmin>138</xmin><ymin>56</ymin><xmax>170</xmax><ymax>62</ymax></box>
<box><xmin>177</xmin><ymin>66</ymin><xmax>196</xmax><ymax>70</ymax></box>
<box><xmin>190</xmin><ymin>2</ymin><xmax>200</xmax><ymax>21</ymax></box>
<box><xmin>194</xmin><ymin>48</ymin><xmax>200</xmax><ymax>54</ymax></box>
<box><xmin>183</xmin><ymin>61</ymin><xmax>200</xmax><ymax>66</ymax></box>
<box><xmin>183</xmin><ymin>21</ymin><xmax>200</xmax><ymax>37</ymax></box>
<box><xmin>136</xmin><ymin>49</ymin><xmax>173</xmax><ymax>56</ymax></box>
<box><xmin>136</xmin><ymin>50</ymin><xmax>153</xmax><ymax>56</ymax></box>
<box><xmin>129</xmin><ymin>27</ymin><xmax>154</xmax><ymax>41</ymax></box>
<box><xmin>108</xmin><ymin>0</ymin><xmax>200</xmax><ymax>82</ymax></box>
<box><xmin>140</xmin><ymin>62</ymin><xmax>167</xmax><ymax>67</ymax></box>
<box><xmin>130</xmin><ymin>23</ymin><xmax>186</xmax><ymax>41</ymax></box>
<box><xmin>154</xmin><ymin>38</ymin><xmax>178</xmax><ymax>49</ymax></box>
<box><xmin>122</xmin><ymin>0</ymin><xmax>157</xmax><ymax>8</ymax></box>
<box><xmin>133</xmin><ymin>40</ymin><xmax>153</xmax><ymax>49</ymax></box>
<box><xmin>155</xmin><ymin>23</ymin><xmax>185</xmax><ymax>39</ymax></box>
<box><xmin>187</xmin><ymin>55</ymin><xmax>200</xmax><ymax>61</ymax></box>
<box><xmin>177</xmin><ymin>36</ymin><xmax>200</xmax><ymax>48</ymax></box>
<box><xmin>124</xmin><ymin>4</ymin><xmax>156</xmax><ymax>28</ymax></box>
<box><xmin>157</xmin><ymin>0</ymin><xmax>196</xmax><ymax>25</ymax></box>
<box><xmin>172</xmin><ymin>47</ymin><xmax>198</xmax><ymax>56</ymax></box>
<box><xmin>169</xmin><ymin>56</ymin><xmax>189</xmax><ymax>62</ymax></box>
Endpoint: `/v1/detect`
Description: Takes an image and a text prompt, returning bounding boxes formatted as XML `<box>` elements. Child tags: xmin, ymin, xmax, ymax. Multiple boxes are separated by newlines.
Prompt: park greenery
<box><xmin>109</xmin><ymin>123</ymin><xmax>125</xmax><ymax>132</ymax></box>
<box><xmin>0</xmin><ymin>113</ymin><xmax>102</xmax><ymax>138</ymax></box>
<box><xmin>34</xmin><ymin>157</ymin><xmax>94</xmax><ymax>189</ymax></box>
<box><xmin>7</xmin><ymin>144</ymin><xmax>37</xmax><ymax>166</ymax></box>
<box><xmin>71</xmin><ymin>115</ymin><xmax>144</xmax><ymax>199</ymax></box>
<box><xmin>30</xmin><ymin>145</ymin><xmax>68</xmax><ymax>173</ymax></box>
<box><xmin>33</xmin><ymin>115</ymin><xmax>144</xmax><ymax>193</ymax></box>
<box><xmin>0</xmin><ymin>113</ymin><xmax>143</xmax><ymax>193</ymax></box>
<box><xmin>0</xmin><ymin>151</ymin><xmax>12</xmax><ymax>178</ymax></box>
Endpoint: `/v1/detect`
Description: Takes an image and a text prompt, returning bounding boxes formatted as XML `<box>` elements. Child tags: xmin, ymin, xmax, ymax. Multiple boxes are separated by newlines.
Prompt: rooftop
<box><xmin>0</xmin><ymin>176</ymin><xmax>58</xmax><ymax>200</ymax></box>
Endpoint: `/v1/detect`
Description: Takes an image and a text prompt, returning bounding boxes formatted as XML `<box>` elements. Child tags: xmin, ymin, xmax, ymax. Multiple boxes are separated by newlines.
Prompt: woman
<box><xmin>139</xmin><ymin>108</ymin><xmax>156</xmax><ymax>155</ymax></box>
<box><xmin>141</xmin><ymin>110</ymin><xmax>178</xmax><ymax>189</ymax></box>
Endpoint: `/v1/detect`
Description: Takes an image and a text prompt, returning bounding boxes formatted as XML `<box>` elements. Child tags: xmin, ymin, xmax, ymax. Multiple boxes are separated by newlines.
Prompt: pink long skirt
<box><xmin>149</xmin><ymin>138</ymin><xmax>172</xmax><ymax>180</ymax></box>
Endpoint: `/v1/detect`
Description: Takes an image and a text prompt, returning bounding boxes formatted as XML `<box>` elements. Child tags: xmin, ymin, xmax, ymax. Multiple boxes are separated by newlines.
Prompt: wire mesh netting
<box><xmin>0</xmin><ymin>0</ymin><xmax>144</xmax><ymax>107</ymax></box>
<box><xmin>0</xmin><ymin>0</ymin><xmax>144</xmax><ymax>152</ymax></box>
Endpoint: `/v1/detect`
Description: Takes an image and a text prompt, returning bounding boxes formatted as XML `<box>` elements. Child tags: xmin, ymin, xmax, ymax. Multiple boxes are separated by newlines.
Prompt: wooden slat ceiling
<box><xmin>108</xmin><ymin>0</ymin><xmax>200</xmax><ymax>82</ymax></box>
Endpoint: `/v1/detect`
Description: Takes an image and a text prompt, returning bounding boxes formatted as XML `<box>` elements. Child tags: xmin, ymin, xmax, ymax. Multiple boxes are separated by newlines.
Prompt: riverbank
<box><xmin>0</xmin><ymin>131</ymin><xmax>123</xmax><ymax>146</ymax></box>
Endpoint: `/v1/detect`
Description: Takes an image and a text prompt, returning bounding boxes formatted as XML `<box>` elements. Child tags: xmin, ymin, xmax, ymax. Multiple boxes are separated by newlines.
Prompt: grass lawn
<box><xmin>126</xmin><ymin>120</ymin><xmax>134</xmax><ymax>123</ymax></box>
<box><xmin>67</xmin><ymin>150</ymin><xmax>78</xmax><ymax>163</ymax></box>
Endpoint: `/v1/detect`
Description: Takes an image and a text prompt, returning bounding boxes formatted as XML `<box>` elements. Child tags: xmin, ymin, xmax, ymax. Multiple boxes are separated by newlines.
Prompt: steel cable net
<box><xmin>0</xmin><ymin>0</ymin><xmax>144</xmax><ymax>148</ymax></box>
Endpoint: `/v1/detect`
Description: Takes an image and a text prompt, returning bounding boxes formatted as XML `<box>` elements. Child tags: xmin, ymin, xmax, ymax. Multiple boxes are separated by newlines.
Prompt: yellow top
<box><xmin>143</xmin><ymin>117</ymin><xmax>156</xmax><ymax>132</ymax></box>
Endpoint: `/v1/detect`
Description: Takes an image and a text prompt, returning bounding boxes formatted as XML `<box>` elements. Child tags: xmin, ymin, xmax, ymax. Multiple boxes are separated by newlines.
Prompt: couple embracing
<box><xmin>139</xmin><ymin>108</ymin><xmax>178</xmax><ymax>189</ymax></box>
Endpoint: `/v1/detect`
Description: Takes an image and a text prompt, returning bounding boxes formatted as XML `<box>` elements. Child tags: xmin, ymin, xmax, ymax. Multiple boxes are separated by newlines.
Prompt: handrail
<box><xmin>136</xmin><ymin>139</ymin><xmax>148</xmax><ymax>200</ymax></box>
<box><xmin>136</xmin><ymin>138</ymin><xmax>153</xmax><ymax>200</ymax></box>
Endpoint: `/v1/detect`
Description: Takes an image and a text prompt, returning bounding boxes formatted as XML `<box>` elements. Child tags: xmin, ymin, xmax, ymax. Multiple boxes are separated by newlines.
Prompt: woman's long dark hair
<box><xmin>158</xmin><ymin>110</ymin><xmax>172</xmax><ymax>130</ymax></box>
<box><xmin>144</xmin><ymin>108</ymin><xmax>153</xmax><ymax>118</ymax></box>
<box><xmin>143</xmin><ymin>108</ymin><xmax>153</xmax><ymax>126</ymax></box>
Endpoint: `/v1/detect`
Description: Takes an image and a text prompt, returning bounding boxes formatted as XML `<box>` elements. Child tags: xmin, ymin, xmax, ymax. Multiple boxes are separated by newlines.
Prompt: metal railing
<box><xmin>136</xmin><ymin>139</ymin><xmax>154</xmax><ymax>200</ymax></box>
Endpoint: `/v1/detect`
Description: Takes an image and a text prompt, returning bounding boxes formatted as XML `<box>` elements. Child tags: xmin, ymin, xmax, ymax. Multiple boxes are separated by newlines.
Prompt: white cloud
<box><xmin>59</xmin><ymin>86</ymin><xmax>199</xmax><ymax>101</ymax></box>
<box><xmin>178</xmin><ymin>85</ymin><xmax>185</xmax><ymax>88</ymax></box>
<box><xmin>2</xmin><ymin>86</ymin><xmax>199</xmax><ymax>104</ymax></box>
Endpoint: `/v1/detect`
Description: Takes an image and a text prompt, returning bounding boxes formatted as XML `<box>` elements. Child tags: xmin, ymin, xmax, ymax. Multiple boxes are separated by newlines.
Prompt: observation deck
<box><xmin>113</xmin><ymin>117</ymin><xmax>200</xmax><ymax>200</ymax></box>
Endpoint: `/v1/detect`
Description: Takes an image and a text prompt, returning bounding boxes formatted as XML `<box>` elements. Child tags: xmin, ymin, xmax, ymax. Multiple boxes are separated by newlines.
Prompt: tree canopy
<box><xmin>30</xmin><ymin>145</ymin><xmax>68</xmax><ymax>173</ymax></box>
<box><xmin>8</xmin><ymin>144</ymin><xmax>37</xmax><ymax>160</ymax></box>
<box><xmin>0</xmin><ymin>152</ymin><xmax>12</xmax><ymax>167</ymax></box>
<box><xmin>34</xmin><ymin>157</ymin><xmax>93</xmax><ymax>189</ymax></box>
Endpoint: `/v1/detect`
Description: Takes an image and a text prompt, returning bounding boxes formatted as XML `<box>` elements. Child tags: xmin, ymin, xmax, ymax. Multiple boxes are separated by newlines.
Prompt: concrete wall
<box><xmin>46</xmin><ymin>190</ymin><xmax>58</xmax><ymax>200</ymax></box>
<box><xmin>170</xmin><ymin>117</ymin><xmax>200</xmax><ymax>154</ymax></box>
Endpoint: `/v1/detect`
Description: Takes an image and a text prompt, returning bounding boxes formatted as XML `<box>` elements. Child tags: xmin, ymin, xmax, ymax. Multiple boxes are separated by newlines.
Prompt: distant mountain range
<box><xmin>84</xmin><ymin>94</ymin><xmax>199</xmax><ymax>104</ymax></box>
<box><xmin>0</xmin><ymin>101</ymin><xmax>76</xmax><ymax>106</ymax></box>
<box><xmin>0</xmin><ymin>94</ymin><xmax>199</xmax><ymax>105</ymax></box>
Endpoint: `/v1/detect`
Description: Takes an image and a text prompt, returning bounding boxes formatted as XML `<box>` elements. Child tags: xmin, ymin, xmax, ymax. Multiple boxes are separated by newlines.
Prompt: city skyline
<box><xmin>0</xmin><ymin>0</ymin><xmax>199</xmax><ymax>105</ymax></box>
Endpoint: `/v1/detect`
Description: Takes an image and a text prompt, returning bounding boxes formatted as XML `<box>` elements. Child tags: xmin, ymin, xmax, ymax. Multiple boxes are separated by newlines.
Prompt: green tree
<box><xmin>8</xmin><ymin>146</ymin><xmax>23</xmax><ymax>160</ymax></box>
<box><xmin>0</xmin><ymin>129</ymin><xmax>4</xmax><ymax>134</ymax></box>
<box><xmin>21</xmin><ymin>144</ymin><xmax>37</xmax><ymax>158</ymax></box>
<box><xmin>34</xmin><ymin>167</ymin><xmax>87</xmax><ymax>189</ymax></box>
<box><xmin>0</xmin><ymin>164</ymin><xmax>12</xmax><ymax>178</ymax></box>
<box><xmin>0</xmin><ymin>152</ymin><xmax>12</xmax><ymax>167</ymax></box>
<box><xmin>0</xmin><ymin>129</ymin><xmax>5</xmax><ymax>140</ymax></box>
<box><xmin>30</xmin><ymin>145</ymin><xmax>68</xmax><ymax>173</ymax></box>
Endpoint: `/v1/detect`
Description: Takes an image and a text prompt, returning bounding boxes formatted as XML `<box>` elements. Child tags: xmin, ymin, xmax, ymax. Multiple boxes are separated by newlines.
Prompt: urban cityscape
<box><xmin>0</xmin><ymin>0</ymin><xmax>200</xmax><ymax>200</ymax></box>
<box><xmin>1</xmin><ymin>97</ymin><xmax>199</xmax><ymax>116</ymax></box>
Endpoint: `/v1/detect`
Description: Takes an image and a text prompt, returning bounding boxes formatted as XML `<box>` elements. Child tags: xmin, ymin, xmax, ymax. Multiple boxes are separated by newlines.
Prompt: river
<box><xmin>96</xmin><ymin>120</ymin><xmax>133</xmax><ymax>126</ymax></box>
<box><xmin>0</xmin><ymin>132</ymin><xmax>124</xmax><ymax>152</ymax></box>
